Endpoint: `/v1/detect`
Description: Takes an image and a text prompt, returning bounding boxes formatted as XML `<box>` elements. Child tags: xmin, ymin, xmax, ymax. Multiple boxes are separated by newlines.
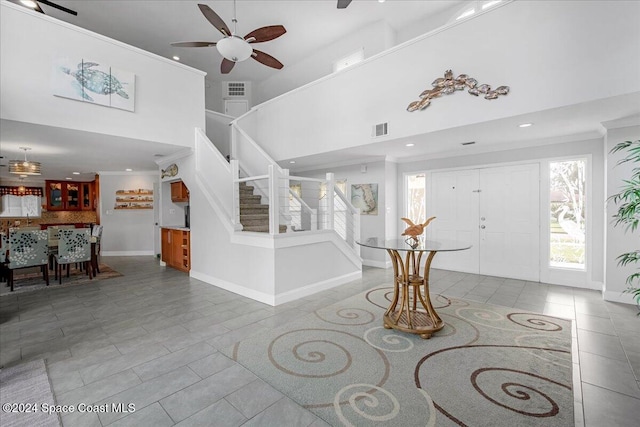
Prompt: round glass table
<box><xmin>357</xmin><ymin>237</ymin><xmax>472</xmax><ymax>339</ymax></box>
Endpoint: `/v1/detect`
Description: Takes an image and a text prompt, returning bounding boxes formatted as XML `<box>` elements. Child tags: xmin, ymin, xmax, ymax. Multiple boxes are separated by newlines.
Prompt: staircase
<box><xmin>239</xmin><ymin>182</ymin><xmax>286</xmax><ymax>233</ymax></box>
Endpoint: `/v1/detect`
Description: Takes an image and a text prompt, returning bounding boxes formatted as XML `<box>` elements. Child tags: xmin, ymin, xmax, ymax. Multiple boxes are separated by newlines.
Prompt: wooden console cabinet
<box><xmin>161</xmin><ymin>228</ymin><xmax>190</xmax><ymax>272</ymax></box>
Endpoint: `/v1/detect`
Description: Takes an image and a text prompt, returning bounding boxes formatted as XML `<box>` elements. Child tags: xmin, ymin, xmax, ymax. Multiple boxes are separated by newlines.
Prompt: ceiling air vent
<box><xmin>372</xmin><ymin>122</ymin><xmax>388</xmax><ymax>138</ymax></box>
<box><xmin>225</xmin><ymin>82</ymin><xmax>246</xmax><ymax>97</ymax></box>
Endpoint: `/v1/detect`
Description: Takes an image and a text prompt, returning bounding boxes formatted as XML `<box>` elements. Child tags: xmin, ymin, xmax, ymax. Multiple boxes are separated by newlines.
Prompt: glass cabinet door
<box><xmin>82</xmin><ymin>182</ymin><xmax>93</xmax><ymax>210</ymax></box>
<box><xmin>66</xmin><ymin>183</ymin><xmax>80</xmax><ymax>209</ymax></box>
<box><xmin>48</xmin><ymin>182</ymin><xmax>63</xmax><ymax>209</ymax></box>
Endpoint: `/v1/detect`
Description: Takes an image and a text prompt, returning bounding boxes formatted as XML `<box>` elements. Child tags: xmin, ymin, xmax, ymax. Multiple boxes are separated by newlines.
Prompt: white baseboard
<box><xmin>102</xmin><ymin>251</ymin><xmax>154</xmax><ymax>256</ymax></box>
<box><xmin>189</xmin><ymin>270</ymin><xmax>362</xmax><ymax>307</ymax></box>
<box><xmin>362</xmin><ymin>259</ymin><xmax>391</xmax><ymax>269</ymax></box>
<box><xmin>274</xmin><ymin>271</ymin><xmax>362</xmax><ymax>305</ymax></box>
<box><xmin>603</xmin><ymin>290</ymin><xmax>638</xmax><ymax>305</ymax></box>
<box><xmin>189</xmin><ymin>270</ymin><xmax>276</xmax><ymax>306</ymax></box>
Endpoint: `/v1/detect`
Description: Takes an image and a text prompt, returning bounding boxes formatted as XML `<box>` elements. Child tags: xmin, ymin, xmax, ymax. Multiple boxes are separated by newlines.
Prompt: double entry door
<box><xmin>426</xmin><ymin>163</ymin><xmax>540</xmax><ymax>281</ymax></box>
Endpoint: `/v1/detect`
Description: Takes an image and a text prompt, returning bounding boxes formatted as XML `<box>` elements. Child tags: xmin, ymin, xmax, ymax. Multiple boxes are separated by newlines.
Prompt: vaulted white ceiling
<box><xmin>1</xmin><ymin>0</ymin><xmax>639</xmax><ymax>182</ymax></box>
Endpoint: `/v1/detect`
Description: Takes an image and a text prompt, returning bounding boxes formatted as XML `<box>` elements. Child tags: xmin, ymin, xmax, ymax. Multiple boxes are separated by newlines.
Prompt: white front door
<box><xmin>427</xmin><ymin>163</ymin><xmax>540</xmax><ymax>281</ymax></box>
<box><xmin>479</xmin><ymin>164</ymin><xmax>540</xmax><ymax>281</ymax></box>
<box><xmin>427</xmin><ymin>169</ymin><xmax>480</xmax><ymax>274</ymax></box>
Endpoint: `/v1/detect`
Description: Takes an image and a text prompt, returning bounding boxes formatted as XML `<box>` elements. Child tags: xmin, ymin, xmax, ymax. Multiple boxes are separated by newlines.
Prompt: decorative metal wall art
<box><xmin>407</xmin><ymin>69</ymin><xmax>509</xmax><ymax>112</ymax></box>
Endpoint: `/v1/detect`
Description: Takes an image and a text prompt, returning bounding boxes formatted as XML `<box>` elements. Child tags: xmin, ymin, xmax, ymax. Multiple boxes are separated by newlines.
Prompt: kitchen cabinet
<box><xmin>161</xmin><ymin>228</ymin><xmax>190</xmax><ymax>272</ymax></box>
<box><xmin>81</xmin><ymin>182</ymin><xmax>94</xmax><ymax>210</ymax></box>
<box><xmin>46</xmin><ymin>180</ymin><xmax>95</xmax><ymax>211</ymax></box>
<box><xmin>171</xmin><ymin>181</ymin><xmax>189</xmax><ymax>203</ymax></box>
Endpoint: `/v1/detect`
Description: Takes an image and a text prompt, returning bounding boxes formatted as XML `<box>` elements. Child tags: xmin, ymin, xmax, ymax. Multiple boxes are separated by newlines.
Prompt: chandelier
<box><xmin>9</xmin><ymin>147</ymin><xmax>41</xmax><ymax>175</ymax></box>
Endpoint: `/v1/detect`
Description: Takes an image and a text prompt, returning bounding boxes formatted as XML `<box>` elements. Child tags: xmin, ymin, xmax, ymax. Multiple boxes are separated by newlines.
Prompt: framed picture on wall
<box><xmin>351</xmin><ymin>183</ymin><xmax>378</xmax><ymax>215</ymax></box>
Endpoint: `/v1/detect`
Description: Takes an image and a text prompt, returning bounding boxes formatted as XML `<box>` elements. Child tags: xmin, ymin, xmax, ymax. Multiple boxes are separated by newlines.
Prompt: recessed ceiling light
<box><xmin>405</xmin><ymin>143</ymin><xmax>415</xmax><ymax>147</ymax></box>
<box><xmin>289</xmin><ymin>161</ymin><xmax>296</xmax><ymax>164</ymax></box>
<box><xmin>65</xmin><ymin>177</ymin><xmax>72</xmax><ymax>180</ymax></box>
<box><xmin>519</xmin><ymin>123</ymin><xmax>533</xmax><ymax>128</ymax></box>
<box><xmin>72</xmin><ymin>171</ymin><xmax>80</xmax><ymax>175</ymax></box>
<box><xmin>482</xmin><ymin>0</ymin><xmax>502</xmax><ymax>10</ymax></box>
<box><xmin>378</xmin><ymin>0</ymin><xmax>386</xmax><ymax>3</ymax></box>
<box><xmin>125</xmin><ymin>168</ymin><xmax>133</xmax><ymax>172</ymax></box>
<box><xmin>20</xmin><ymin>0</ymin><xmax>38</xmax><ymax>8</ymax></box>
<box><xmin>456</xmin><ymin>9</ymin><xmax>475</xmax><ymax>20</ymax></box>
<box><xmin>172</xmin><ymin>56</ymin><xmax>180</xmax><ymax>61</ymax></box>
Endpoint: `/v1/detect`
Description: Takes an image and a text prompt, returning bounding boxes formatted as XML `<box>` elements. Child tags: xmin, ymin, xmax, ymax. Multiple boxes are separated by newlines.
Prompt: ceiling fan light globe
<box><xmin>217</xmin><ymin>36</ymin><xmax>252</xmax><ymax>62</ymax></box>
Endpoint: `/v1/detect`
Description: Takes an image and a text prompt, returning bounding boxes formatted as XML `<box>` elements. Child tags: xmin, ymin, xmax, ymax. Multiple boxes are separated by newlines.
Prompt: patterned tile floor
<box><xmin>1</xmin><ymin>256</ymin><xmax>638</xmax><ymax>426</ymax></box>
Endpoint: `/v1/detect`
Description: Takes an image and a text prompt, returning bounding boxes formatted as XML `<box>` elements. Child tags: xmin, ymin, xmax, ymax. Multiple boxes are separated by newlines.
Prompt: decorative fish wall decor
<box><xmin>407</xmin><ymin>70</ymin><xmax>509</xmax><ymax>112</ymax></box>
<box><xmin>161</xmin><ymin>164</ymin><xmax>178</xmax><ymax>178</ymax></box>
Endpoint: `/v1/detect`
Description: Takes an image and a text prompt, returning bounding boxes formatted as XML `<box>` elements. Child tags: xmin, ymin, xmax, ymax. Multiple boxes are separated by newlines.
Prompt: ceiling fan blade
<box><xmin>171</xmin><ymin>41</ymin><xmax>217</xmax><ymax>48</ymax></box>
<box><xmin>251</xmin><ymin>49</ymin><xmax>284</xmax><ymax>70</ymax></box>
<box><xmin>38</xmin><ymin>0</ymin><xmax>78</xmax><ymax>16</ymax></box>
<box><xmin>198</xmin><ymin>4</ymin><xmax>231</xmax><ymax>37</ymax></box>
<box><xmin>337</xmin><ymin>0</ymin><xmax>352</xmax><ymax>9</ymax></box>
<box><xmin>244</xmin><ymin>25</ymin><xmax>286</xmax><ymax>43</ymax></box>
<box><xmin>221</xmin><ymin>58</ymin><xmax>235</xmax><ymax>74</ymax></box>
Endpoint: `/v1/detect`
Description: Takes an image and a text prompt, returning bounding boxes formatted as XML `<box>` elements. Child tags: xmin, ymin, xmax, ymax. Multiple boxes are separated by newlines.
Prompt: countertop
<box><xmin>161</xmin><ymin>226</ymin><xmax>190</xmax><ymax>231</ymax></box>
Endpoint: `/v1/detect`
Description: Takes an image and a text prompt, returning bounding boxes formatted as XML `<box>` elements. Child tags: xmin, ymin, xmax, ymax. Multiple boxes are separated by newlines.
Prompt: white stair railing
<box><xmin>230</xmin><ymin>122</ymin><xmax>360</xmax><ymax>249</ymax></box>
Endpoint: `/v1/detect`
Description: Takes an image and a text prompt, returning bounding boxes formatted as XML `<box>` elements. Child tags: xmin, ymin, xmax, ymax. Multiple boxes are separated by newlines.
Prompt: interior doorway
<box><xmin>425</xmin><ymin>163</ymin><xmax>540</xmax><ymax>281</ymax></box>
<box><xmin>224</xmin><ymin>99</ymin><xmax>248</xmax><ymax>118</ymax></box>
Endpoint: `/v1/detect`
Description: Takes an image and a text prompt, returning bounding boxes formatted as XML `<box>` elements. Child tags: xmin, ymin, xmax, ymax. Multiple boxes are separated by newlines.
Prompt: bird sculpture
<box><xmin>401</xmin><ymin>217</ymin><xmax>436</xmax><ymax>240</ymax></box>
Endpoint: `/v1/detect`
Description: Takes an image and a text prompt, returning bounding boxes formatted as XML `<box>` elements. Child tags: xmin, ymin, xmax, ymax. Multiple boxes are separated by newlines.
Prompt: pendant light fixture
<box><xmin>9</xmin><ymin>147</ymin><xmax>41</xmax><ymax>176</ymax></box>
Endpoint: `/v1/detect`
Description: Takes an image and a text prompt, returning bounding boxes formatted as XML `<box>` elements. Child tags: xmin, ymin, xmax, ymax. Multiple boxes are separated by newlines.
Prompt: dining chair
<box><xmin>47</xmin><ymin>226</ymin><xmax>61</xmax><ymax>269</ymax></box>
<box><xmin>91</xmin><ymin>225</ymin><xmax>103</xmax><ymax>273</ymax></box>
<box><xmin>7</xmin><ymin>229</ymin><xmax>49</xmax><ymax>292</ymax></box>
<box><xmin>0</xmin><ymin>234</ymin><xmax>7</xmax><ymax>283</ymax></box>
<box><xmin>54</xmin><ymin>229</ymin><xmax>92</xmax><ymax>284</ymax></box>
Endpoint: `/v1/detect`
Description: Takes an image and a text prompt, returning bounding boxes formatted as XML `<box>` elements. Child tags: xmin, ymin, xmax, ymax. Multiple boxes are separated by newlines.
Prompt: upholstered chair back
<box><xmin>57</xmin><ymin>229</ymin><xmax>91</xmax><ymax>264</ymax></box>
<box><xmin>0</xmin><ymin>234</ymin><xmax>7</xmax><ymax>263</ymax></box>
<box><xmin>8</xmin><ymin>230</ymin><xmax>48</xmax><ymax>269</ymax></box>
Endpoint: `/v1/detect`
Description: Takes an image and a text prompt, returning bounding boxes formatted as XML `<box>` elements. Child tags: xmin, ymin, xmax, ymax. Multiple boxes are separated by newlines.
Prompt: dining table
<box><xmin>357</xmin><ymin>236</ymin><xmax>471</xmax><ymax>339</ymax></box>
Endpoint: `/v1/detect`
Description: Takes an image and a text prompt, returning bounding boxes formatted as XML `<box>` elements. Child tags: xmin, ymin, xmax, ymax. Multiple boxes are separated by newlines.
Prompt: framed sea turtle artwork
<box><xmin>52</xmin><ymin>58</ymin><xmax>135</xmax><ymax>112</ymax></box>
<box><xmin>109</xmin><ymin>67</ymin><xmax>135</xmax><ymax>111</ymax></box>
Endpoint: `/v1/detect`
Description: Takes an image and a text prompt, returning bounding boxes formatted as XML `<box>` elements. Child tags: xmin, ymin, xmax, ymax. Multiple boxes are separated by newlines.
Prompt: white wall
<box><xmin>99</xmin><ymin>172</ymin><xmax>157</xmax><ymax>255</ymax></box>
<box><xmin>384</xmin><ymin>160</ymin><xmax>398</xmax><ymax>240</ymax></box>
<box><xmin>244</xmin><ymin>1</ymin><xmax>640</xmax><ymax>163</ymax></box>
<box><xmin>604</xmin><ymin>125</ymin><xmax>640</xmax><ymax>304</ymax></box>
<box><xmin>0</xmin><ymin>2</ymin><xmax>205</xmax><ymax>147</ymax></box>
<box><xmin>396</xmin><ymin>2</ymin><xmax>463</xmax><ymax>44</ymax></box>
<box><xmin>254</xmin><ymin>19</ymin><xmax>397</xmax><ymax>104</ymax></box>
<box><xmin>205</xmin><ymin>110</ymin><xmax>233</xmax><ymax>159</ymax></box>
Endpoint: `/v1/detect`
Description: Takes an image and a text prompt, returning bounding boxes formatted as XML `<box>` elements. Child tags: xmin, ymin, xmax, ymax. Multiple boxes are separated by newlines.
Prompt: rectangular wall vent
<box><xmin>225</xmin><ymin>82</ymin><xmax>246</xmax><ymax>97</ymax></box>
<box><xmin>372</xmin><ymin>122</ymin><xmax>388</xmax><ymax>138</ymax></box>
